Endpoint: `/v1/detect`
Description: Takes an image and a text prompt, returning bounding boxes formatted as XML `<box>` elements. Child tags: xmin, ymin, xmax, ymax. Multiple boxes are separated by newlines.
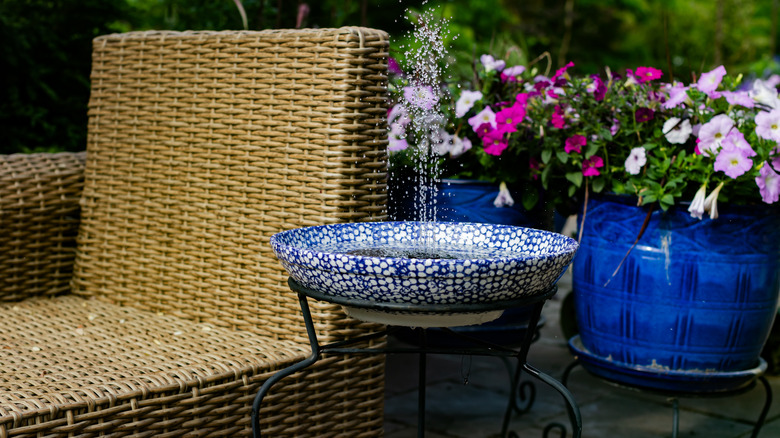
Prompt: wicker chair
<box><xmin>0</xmin><ymin>28</ymin><xmax>389</xmax><ymax>437</ymax></box>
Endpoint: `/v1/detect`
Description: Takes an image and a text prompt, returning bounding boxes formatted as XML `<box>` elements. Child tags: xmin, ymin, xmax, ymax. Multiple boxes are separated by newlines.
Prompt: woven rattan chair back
<box><xmin>72</xmin><ymin>28</ymin><xmax>389</xmax><ymax>343</ymax></box>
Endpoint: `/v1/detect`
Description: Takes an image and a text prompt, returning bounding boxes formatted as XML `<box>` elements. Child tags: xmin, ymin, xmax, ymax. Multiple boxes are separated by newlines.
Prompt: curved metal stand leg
<box><xmin>499</xmin><ymin>356</ymin><xmax>537</xmax><ymax>416</ymax></box>
<box><xmin>750</xmin><ymin>376</ymin><xmax>773</xmax><ymax>438</ymax></box>
<box><xmin>252</xmin><ymin>293</ymin><xmax>321</xmax><ymax>438</ymax></box>
<box><xmin>561</xmin><ymin>360</ymin><xmax>580</xmax><ymax>387</ymax></box>
<box><xmin>523</xmin><ymin>363</ymin><xmax>582</xmax><ymax>438</ymax></box>
<box><xmin>670</xmin><ymin>398</ymin><xmax>679</xmax><ymax>438</ymax></box>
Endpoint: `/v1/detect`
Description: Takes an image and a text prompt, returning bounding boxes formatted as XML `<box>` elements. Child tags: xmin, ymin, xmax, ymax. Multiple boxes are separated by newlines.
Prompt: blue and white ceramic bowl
<box><xmin>270</xmin><ymin>221</ymin><xmax>578</xmax><ymax>308</ymax></box>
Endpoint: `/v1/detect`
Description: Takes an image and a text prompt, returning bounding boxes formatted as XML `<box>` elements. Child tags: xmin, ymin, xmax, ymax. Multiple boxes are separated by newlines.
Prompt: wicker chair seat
<box><xmin>0</xmin><ymin>295</ymin><xmax>307</xmax><ymax>434</ymax></box>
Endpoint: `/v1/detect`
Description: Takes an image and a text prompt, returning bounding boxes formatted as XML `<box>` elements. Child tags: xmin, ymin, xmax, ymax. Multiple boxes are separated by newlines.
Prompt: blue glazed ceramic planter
<box><xmin>573</xmin><ymin>195</ymin><xmax>780</xmax><ymax>375</ymax></box>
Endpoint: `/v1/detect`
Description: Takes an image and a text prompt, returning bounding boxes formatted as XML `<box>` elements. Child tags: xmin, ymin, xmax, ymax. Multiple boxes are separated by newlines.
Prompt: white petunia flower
<box><xmin>662</xmin><ymin>117</ymin><xmax>692</xmax><ymax>144</ymax></box>
<box><xmin>449</xmin><ymin>135</ymin><xmax>472</xmax><ymax>158</ymax></box>
<box><xmin>493</xmin><ymin>181</ymin><xmax>515</xmax><ymax>207</ymax></box>
<box><xmin>703</xmin><ymin>182</ymin><xmax>725</xmax><ymax>220</ymax></box>
<box><xmin>455</xmin><ymin>90</ymin><xmax>483</xmax><ymax>118</ymax></box>
<box><xmin>688</xmin><ymin>184</ymin><xmax>707</xmax><ymax>219</ymax></box>
<box><xmin>624</xmin><ymin>147</ymin><xmax>647</xmax><ymax>175</ymax></box>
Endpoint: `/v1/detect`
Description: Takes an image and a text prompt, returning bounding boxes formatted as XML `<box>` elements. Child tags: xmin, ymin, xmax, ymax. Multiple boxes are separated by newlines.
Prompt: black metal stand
<box><xmin>561</xmin><ymin>360</ymin><xmax>773</xmax><ymax>438</ymax></box>
<box><xmin>251</xmin><ymin>278</ymin><xmax>582</xmax><ymax>438</ymax></box>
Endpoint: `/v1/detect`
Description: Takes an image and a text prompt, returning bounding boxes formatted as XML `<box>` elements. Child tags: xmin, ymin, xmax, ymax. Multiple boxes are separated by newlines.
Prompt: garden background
<box><xmin>2</xmin><ymin>0</ymin><xmax>778</xmax><ymax>155</ymax></box>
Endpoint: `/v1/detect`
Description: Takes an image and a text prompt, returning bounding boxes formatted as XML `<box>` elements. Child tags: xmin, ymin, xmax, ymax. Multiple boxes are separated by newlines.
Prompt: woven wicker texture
<box><xmin>0</xmin><ymin>27</ymin><xmax>389</xmax><ymax>437</ymax></box>
<box><xmin>0</xmin><ymin>152</ymin><xmax>86</xmax><ymax>301</ymax></box>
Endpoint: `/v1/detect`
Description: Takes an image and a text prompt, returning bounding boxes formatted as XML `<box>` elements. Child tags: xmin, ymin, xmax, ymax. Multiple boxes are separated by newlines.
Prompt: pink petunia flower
<box><xmin>468</xmin><ymin>106</ymin><xmax>497</xmax><ymax>131</ymax></box>
<box><xmin>697</xmin><ymin>65</ymin><xmax>727</xmax><ymax>96</ymax></box>
<box><xmin>714</xmin><ymin>143</ymin><xmax>754</xmax><ymax>179</ymax></box>
<box><xmin>721</xmin><ymin>91</ymin><xmax>755</xmax><ymax>108</ymax></box>
<box><xmin>480</xmin><ymin>54</ymin><xmax>506</xmax><ymax>72</ymax></box>
<box><xmin>755</xmin><ymin>108</ymin><xmax>780</xmax><ymax>143</ymax></box>
<box><xmin>495</xmin><ymin>103</ymin><xmax>526</xmax><ymax>133</ymax></box>
<box><xmin>721</xmin><ymin>131</ymin><xmax>756</xmax><ymax>157</ymax></box>
<box><xmin>501</xmin><ymin>65</ymin><xmax>526</xmax><ymax>82</ymax></box>
<box><xmin>756</xmin><ymin>158</ymin><xmax>780</xmax><ymax>203</ymax></box>
<box><xmin>404</xmin><ymin>85</ymin><xmax>439</xmax><ymax>110</ymax></box>
<box><xmin>697</xmin><ymin>114</ymin><xmax>735</xmax><ymax>155</ymax></box>
<box><xmin>564</xmin><ymin>134</ymin><xmax>587</xmax><ymax>154</ymax></box>
<box><xmin>388</xmin><ymin>123</ymin><xmax>409</xmax><ymax>152</ymax></box>
<box><xmin>663</xmin><ymin>83</ymin><xmax>690</xmax><ymax>109</ymax></box>
<box><xmin>635</xmin><ymin>66</ymin><xmax>663</xmax><ymax>83</ymax></box>
<box><xmin>582</xmin><ymin>156</ymin><xmax>604</xmax><ymax>176</ymax></box>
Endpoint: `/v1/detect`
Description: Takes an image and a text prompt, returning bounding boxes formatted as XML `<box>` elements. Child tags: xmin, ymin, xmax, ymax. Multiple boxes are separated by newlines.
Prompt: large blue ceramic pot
<box><xmin>573</xmin><ymin>194</ymin><xmax>780</xmax><ymax>374</ymax></box>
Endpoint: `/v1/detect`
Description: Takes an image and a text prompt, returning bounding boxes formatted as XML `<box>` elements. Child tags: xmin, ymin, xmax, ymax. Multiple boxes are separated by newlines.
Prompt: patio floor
<box><xmin>384</xmin><ymin>270</ymin><xmax>780</xmax><ymax>437</ymax></box>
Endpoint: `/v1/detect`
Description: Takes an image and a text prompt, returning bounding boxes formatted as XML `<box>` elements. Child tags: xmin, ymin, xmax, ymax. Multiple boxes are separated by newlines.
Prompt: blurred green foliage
<box><xmin>2</xmin><ymin>0</ymin><xmax>778</xmax><ymax>154</ymax></box>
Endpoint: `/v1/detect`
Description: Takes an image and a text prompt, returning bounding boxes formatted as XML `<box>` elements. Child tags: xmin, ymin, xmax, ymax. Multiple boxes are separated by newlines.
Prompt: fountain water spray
<box><xmin>395</xmin><ymin>6</ymin><xmax>452</xmax><ymax>244</ymax></box>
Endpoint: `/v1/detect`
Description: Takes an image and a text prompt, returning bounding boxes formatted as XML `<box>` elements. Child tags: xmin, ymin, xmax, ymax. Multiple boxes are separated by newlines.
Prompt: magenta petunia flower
<box><xmin>714</xmin><ymin>143</ymin><xmax>754</xmax><ymax>179</ymax></box>
<box><xmin>552</xmin><ymin>105</ymin><xmax>567</xmax><ymax>129</ymax></box>
<box><xmin>474</xmin><ymin>123</ymin><xmax>494</xmax><ymax>139</ymax></box>
<box><xmin>697</xmin><ymin>65</ymin><xmax>727</xmax><ymax>96</ymax></box>
<box><xmin>552</xmin><ymin>61</ymin><xmax>575</xmax><ymax>80</ymax></box>
<box><xmin>635</xmin><ymin>107</ymin><xmax>655</xmax><ymax>123</ymax></box>
<box><xmin>582</xmin><ymin>155</ymin><xmax>604</xmax><ymax>176</ymax></box>
<box><xmin>564</xmin><ymin>134</ymin><xmax>587</xmax><ymax>154</ymax></box>
<box><xmin>482</xmin><ymin>129</ymin><xmax>508</xmax><ymax>156</ymax></box>
<box><xmin>388</xmin><ymin>57</ymin><xmax>403</xmax><ymax>76</ymax></box>
<box><xmin>635</xmin><ymin>66</ymin><xmax>663</xmax><ymax>83</ymax></box>
<box><xmin>587</xmin><ymin>75</ymin><xmax>607</xmax><ymax>101</ymax></box>
<box><xmin>495</xmin><ymin>103</ymin><xmax>526</xmax><ymax>133</ymax></box>
<box><xmin>756</xmin><ymin>158</ymin><xmax>780</xmax><ymax>203</ymax></box>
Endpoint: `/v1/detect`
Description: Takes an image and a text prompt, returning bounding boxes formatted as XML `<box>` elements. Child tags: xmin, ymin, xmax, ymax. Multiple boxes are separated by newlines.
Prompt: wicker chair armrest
<box><xmin>0</xmin><ymin>152</ymin><xmax>86</xmax><ymax>301</ymax></box>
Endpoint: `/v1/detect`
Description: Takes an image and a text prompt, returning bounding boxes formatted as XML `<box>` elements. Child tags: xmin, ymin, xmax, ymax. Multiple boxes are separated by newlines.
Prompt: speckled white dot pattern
<box><xmin>270</xmin><ymin>221</ymin><xmax>578</xmax><ymax>305</ymax></box>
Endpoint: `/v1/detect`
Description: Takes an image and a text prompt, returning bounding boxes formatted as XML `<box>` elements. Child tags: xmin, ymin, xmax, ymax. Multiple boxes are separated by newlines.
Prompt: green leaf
<box><xmin>585</xmin><ymin>141</ymin><xmax>600</xmax><ymax>158</ymax></box>
<box><xmin>541</xmin><ymin>149</ymin><xmax>553</xmax><ymax>164</ymax></box>
<box><xmin>541</xmin><ymin>165</ymin><xmax>552</xmax><ymax>190</ymax></box>
<box><xmin>592</xmin><ymin>177</ymin><xmax>606</xmax><ymax>193</ymax></box>
<box><xmin>661</xmin><ymin>194</ymin><xmax>674</xmax><ymax>208</ymax></box>
<box><xmin>568</xmin><ymin>185</ymin><xmax>577</xmax><ymax>197</ymax></box>
<box><xmin>521</xmin><ymin>187</ymin><xmax>539</xmax><ymax>211</ymax></box>
<box><xmin>556</xmin><ymin>150</ymin><xmax>570</xmax><ymax>164</ymax></box>
<box><xmin>599</xmin><ymin>128</ymin><xmax>613</xmax><ymax>141</ymax></box>
<box><xmin>565</xmin><ymin>171</ymin><xmax>583</xmax><ymax>188</ymax></box>
<box><xmin>642</xmin><ymin>142</ymin><xmax>657</xmax><ymax>151</ymax></box>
